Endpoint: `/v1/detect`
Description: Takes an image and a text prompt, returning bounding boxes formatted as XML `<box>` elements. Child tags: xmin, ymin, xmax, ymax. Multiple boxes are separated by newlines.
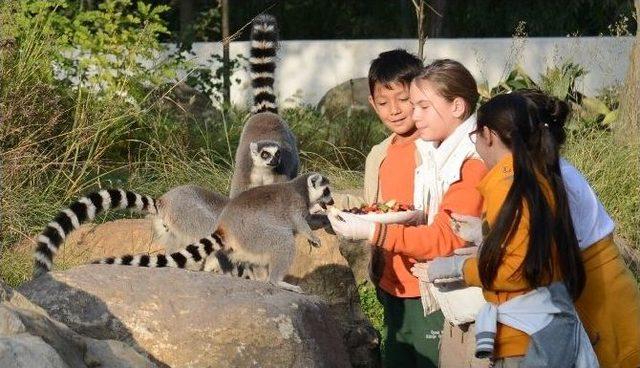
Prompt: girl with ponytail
<box><xmin>419</xmin><ymin>92</ymin><xmax>598</xmax><ymax>366</ymax></box>
<box><xmin>519</xmin><ymin>89</ymin><xmax>640</xmax><ymax>368</ymax></box>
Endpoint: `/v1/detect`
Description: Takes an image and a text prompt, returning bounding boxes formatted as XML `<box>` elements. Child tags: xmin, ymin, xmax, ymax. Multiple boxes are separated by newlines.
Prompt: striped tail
<box><xmin>91</xmin><ymin>233</ymin><xmax>224</xmax><ymax>269</ymax></box>
<box><xmin>250</xmin><ymin>14</ymin><xmax>278</xmax><ymax>114</ymax></box>
<box><xmin>33</xmin><ymin>189</ymin><xmax>157</xmax><ymax>278</ymax></box>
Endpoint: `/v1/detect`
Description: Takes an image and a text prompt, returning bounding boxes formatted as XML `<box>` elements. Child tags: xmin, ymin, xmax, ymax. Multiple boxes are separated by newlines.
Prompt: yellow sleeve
<box><xmin>462</xmin><ymin>176</ymin><xmax>532</xmax><ymax>292</ymax></box>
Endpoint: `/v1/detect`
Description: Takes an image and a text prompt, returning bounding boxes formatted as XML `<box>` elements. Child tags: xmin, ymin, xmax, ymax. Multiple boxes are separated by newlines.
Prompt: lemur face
<box><xmin>250</xmin><ymin>141</ymin><xmax>281</xmax><ymax>168</ymax></box>
<box><xmin>307</xmin><ymin>173</ymin><xmax>334</xmax><ymax>209</ymax></box>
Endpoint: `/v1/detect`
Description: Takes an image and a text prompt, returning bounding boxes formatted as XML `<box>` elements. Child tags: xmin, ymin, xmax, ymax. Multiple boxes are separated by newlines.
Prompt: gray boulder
<box><xmin>20</xmin><ymin>265</ymin><xmax>351</xmax><ymax>367</ymax></box>
<box><xmin>41</xmin><ymin>218</ymin><xmax>380</xmax><ymax>367</ymax></box>
<box><xmin>317</xmin><ymin>78</ymin><xmax>373</xmax><ymax>117</ymax></box>
<box><xmin>0</xmin><ymin>281</ymin><xmax>154</xmax><ymax>367</ymax></box>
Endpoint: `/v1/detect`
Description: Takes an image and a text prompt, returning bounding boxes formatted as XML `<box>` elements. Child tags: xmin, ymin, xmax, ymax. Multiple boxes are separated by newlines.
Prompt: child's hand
<box><xmin>411</xmin><ymin>256</ymin><xmax>469</xmax><ymax>283</ymax></box>
<box><xmin>327</xmin><ymin>210</ymin><xmax>376</xmax><ymax>241</ymax></box>
<box><xmin>449</xmin><ymin>213</ymin><xmax>484</xmax><ymax>246</ymax></box>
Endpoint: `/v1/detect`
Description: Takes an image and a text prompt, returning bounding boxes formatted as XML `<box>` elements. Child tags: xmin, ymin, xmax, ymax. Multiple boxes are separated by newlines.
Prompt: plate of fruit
<box><xmin>340</xmin><ymin>200</ymin><xmax>422</xmax><ymax>224</ymax></box>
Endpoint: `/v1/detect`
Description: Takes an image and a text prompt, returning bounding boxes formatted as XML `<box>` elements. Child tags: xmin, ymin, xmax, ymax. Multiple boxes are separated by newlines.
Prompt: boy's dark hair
<box><xmin>368</xmin><ymin>49</ymin><xmax>423</xmax><ymax>96</ymax></box>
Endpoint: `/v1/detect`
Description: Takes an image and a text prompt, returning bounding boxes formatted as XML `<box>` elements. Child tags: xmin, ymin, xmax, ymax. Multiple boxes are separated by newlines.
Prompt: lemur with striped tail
<box><xmin>31</xmin><ymin>187</ymin><xmax>261</xmax><ymax>279</ymax></box>
<box><xmin>32</xmin><ymin>189</ymin><xmax>157</xmax><ymax>278</ymax></box>
<box><xmin>93</xmin><ymin>173</ymin><xmax>335</xmax><ymax>293</ymax></box>
<box><xmin>229</xmin><ymin>14</ymin><xmax>299</xmax><ymax>198</ymax></box>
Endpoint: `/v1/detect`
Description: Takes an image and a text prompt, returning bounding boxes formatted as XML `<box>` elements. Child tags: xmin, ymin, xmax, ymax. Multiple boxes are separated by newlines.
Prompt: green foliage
<box><xmin>539</xmin><ymin>62</ymin><xmax>587</xmax><ymax>102</ymax></box>
<box><xmin>358</xmin><ymin>283</ymin><xmax>384</xmax><ymax>333</ymax></box>
<box><xmin>9</xmin><ymin>0</ymin><xmax>177</xmax><ymax>103</ymax></box>
<box><xmin>478</xmin><ymin>61</ymin><xmax>622</xmax><ymax>133</ymax></box>
<box><xmin>478</xmin><ymin>65</ymin><xmax>537</xmax><ymax>102</ymax></box>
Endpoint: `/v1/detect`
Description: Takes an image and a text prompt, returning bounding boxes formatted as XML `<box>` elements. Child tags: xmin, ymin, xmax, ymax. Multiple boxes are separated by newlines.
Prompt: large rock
<box><xmin>20</xmin><ymin>266</ymin><xmax>350</xmax><ymax>367</ymax></box>
<box><xmin>317</xmin><ymin>78</ymin><xmax>373</xmax><ymax>117</ymax></box>
<box><xmin>289</xmin><ymin>229</ymin><xmax>380</xmax><ymax>368</ymax></box>
<box><xmin>0</xmin><ymin>281</ymin><xmax>154</xmax><ymax>367</ymax></box>
<box><xmin>43</xmin><ymin>217</ymin><xmax>380</xmax><ymax>367</ymax></box>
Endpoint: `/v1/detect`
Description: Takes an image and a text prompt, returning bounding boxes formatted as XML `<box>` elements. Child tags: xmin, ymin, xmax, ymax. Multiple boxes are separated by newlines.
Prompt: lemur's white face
<box><xmin>250</xmin><ymin>141</ymin><xmax>281</xmax><ymax>168</ymax></box>
<box><xmin>307</xmin><ymin>173</ymin><xmax>334</xmax><ymax>209</ymax></box>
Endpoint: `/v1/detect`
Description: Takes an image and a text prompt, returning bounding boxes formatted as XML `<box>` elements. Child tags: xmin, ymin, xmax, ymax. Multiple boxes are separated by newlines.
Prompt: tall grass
<box><xmin>563</xmin><ymin>128</ymin><xmax>640</xmax><ymax>245</ymax></box>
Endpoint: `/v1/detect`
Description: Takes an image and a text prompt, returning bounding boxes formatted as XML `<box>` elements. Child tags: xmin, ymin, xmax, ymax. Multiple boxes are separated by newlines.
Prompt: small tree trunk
<box><xmin>412</xmin><ymin>0</ymin><xmax>426</xmax><ymax>60</ymax></box>
<box><xmin>221</xmin><ymin>0</ymin><xmax>230</xmax><ymax>109</ymax></box>
<box><xmin>616</xmin><ymin>0</ymin><xmax>640</xmax><ymax>144</ymax></box>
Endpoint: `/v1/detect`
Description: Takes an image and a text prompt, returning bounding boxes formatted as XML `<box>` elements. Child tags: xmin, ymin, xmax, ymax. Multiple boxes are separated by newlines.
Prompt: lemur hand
<box><xmin>327</xmin><ymin>208</ymin><xmax>375</xmax><ymax>241</ymax></box>
<box><xmin>449</xmin><ymin>213</ymin><xmax>484</xmax><ymax>246</ymax></box>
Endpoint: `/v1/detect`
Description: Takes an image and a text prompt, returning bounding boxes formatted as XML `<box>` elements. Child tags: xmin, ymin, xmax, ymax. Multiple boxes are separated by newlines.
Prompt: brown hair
<box><xmin>414</xmin><ymin>59</ymin><xmax>479</xmax><ymax>119</ymax></box>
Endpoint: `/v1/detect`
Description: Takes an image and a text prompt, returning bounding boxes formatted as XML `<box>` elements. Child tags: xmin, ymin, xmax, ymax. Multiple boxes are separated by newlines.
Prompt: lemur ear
<box><xmin>249</xmin><ymin>142</ymin><xmax>259</xmax><ymax>154</ymax></box>
<box><xmin>309</xmin><ymin>173</ymin><xmax>321</xmax><ymax>188</ymax></box>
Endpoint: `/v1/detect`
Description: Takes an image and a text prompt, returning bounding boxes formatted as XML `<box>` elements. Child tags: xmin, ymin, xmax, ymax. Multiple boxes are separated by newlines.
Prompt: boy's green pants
<box><xmin>377</xmin><ymin>288</ymin><xmax>445</xmax><ymax>368</ymax></box>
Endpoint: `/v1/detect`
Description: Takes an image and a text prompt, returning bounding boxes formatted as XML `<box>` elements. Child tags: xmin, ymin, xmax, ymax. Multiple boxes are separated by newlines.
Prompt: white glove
<box><xmin>449</xmin><ymin>213</ymin><xmax>484</xmax><ymax>246</ymax></box>
<box><xmin>327</xmin><ymin>210</ymin><xmax>376</xmax><ymax>241</ymax></box>
<box><xmin>411</xmin><ymin>255</ymin><xmax>469</xmax><ymax>283</ymax></box>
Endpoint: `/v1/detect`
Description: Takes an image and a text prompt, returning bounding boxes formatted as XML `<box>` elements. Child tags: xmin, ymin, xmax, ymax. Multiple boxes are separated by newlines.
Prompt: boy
<box><xmin>337</xmin><ymin>49</ymin><xmax>444</xmax><ymax>367</ymax></box>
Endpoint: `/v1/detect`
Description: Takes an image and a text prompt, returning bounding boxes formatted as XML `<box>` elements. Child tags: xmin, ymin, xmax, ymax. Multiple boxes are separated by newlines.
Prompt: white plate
<box><xmin>342</xmin><ymin>210</ymin><xmax>422</xmax><ymax>224</ymax></box>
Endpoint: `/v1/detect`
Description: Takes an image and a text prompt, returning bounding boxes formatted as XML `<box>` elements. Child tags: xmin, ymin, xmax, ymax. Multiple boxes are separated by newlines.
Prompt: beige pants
<box><xmin>438</xmin><ymin>322</ymin><xmax>491</xmax><ymax>368</ymax></box>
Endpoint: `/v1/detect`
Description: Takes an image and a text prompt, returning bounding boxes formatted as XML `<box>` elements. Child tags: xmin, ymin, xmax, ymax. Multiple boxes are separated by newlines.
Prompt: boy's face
<box><xmin>368</xmin><ymin>82</ymin><xmax>416</xmax><ymax>136</ymax></box>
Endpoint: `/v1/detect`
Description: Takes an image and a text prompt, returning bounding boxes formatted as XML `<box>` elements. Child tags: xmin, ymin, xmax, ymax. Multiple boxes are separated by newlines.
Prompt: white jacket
<box><xmin>412</xmin><ymin>114</ymin><xmax>486</xmax><ymax>318</ymax></box>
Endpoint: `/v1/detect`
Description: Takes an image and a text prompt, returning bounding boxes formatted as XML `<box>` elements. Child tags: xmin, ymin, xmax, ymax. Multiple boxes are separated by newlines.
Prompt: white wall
<box><xmin>185</xmin><ymin>37</ymin><xmax>633</xmax><ymax>108</ymax></box>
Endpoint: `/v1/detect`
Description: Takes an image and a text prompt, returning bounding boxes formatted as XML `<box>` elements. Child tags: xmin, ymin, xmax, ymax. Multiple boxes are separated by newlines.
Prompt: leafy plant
<box><xmin>478</xmin><ymin>65</ymin><xmax>537</xmax><ymax>103</ymax></box>
<box><xmin>539</xmin><ymin>62</ymin><xmax>587</xmax><ymax>103</ymax></box>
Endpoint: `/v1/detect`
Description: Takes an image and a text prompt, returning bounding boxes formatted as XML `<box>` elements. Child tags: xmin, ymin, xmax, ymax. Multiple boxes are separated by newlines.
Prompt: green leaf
<box><xmin>582</xmin><ymin>97</ymin><xmax>612</xmax><ymax>116</ymax></box>
<box><xmin>601</xmin><ymin>109</ymin><xmax>619</xmax><ymax>127</ymax></box>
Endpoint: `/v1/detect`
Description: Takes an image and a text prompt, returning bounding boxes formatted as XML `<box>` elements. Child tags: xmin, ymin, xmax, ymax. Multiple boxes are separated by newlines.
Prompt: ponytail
<box><xmin>477</xmin><ymin>93</ymin><xmax>585</xmax><ymax>299</ymax></box>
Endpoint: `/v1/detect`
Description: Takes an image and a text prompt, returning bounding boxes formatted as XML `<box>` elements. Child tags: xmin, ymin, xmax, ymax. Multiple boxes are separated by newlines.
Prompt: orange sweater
<box><xmin>462</xmin><ymin>154</ymin><xmax>561</xmax><ymax>358</ymax></box>
<box><xmin>377</xmin><ymin>136</ymin><xmax>419</xmax><ymax>297</ymax></box>
<box><xmin>371</xmin><ymin>158</ymin><xmax>487</xmax><ymax>295</ymax></box>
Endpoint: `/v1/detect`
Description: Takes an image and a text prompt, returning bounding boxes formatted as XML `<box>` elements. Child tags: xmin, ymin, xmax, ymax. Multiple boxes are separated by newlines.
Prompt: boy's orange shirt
<box><xmin>377</xmin><ymin>135</ymin><xmax>420</xmax><ymax>297</ymax></box>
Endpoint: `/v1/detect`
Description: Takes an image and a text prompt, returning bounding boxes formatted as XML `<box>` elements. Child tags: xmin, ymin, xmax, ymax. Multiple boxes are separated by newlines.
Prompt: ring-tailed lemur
<box><xmin>32</xmin><ymin>189</ymin><xmax>157</xmax><ymax>278</ymax></box>
<box><xmin>32</xmin><ymin>187</ymin><xmax>259</xmax><ymax>279</ymax></box>
<box><xmin>229</xmin><ymin>14</ymin><xmax>299</xmax><ymax>197</ymax></box>
<box><xmin>152</xmin><ymin>185</ymin><xmax>228</xmax><ymax>253</ymax></box>
<box><xmin>93</xmin><ymin>173</ymin><xmax>335</xmax><ymax>293</ymax></box>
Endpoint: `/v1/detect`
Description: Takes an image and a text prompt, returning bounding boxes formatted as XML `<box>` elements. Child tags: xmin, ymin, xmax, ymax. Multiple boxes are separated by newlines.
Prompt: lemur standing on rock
<box><xmin>93</xmin><ymin>173</ymin><xmax>335</xmax><ymax>293</ymax></box>
<box><xmin>229</xmin><ymin>14</ymin><xmax>299</xmax><ymax>198</ymax></box>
